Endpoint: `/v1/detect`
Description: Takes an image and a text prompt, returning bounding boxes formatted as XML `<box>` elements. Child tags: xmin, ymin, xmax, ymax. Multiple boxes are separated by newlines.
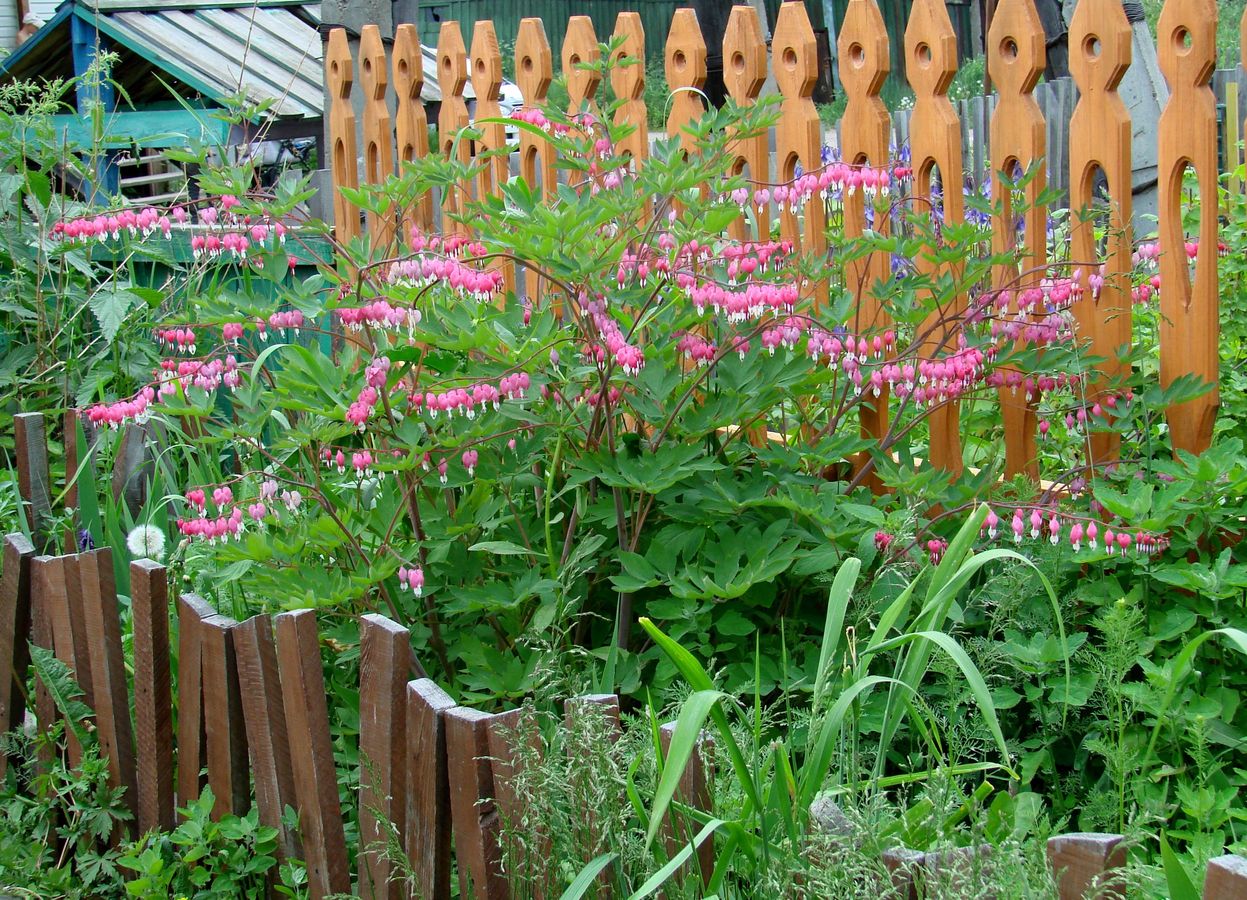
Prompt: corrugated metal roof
<box><xmin>94</xmin><ymin>3</ymin><xmax>323</xmax><ymax>119</ymax></box>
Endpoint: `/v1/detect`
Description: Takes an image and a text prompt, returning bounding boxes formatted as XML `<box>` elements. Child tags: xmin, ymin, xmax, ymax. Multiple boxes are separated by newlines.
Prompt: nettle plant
<box><xmin>63</xmin><ymin>54</ymin><xmax>1192</xmax><ymax>697</ymax></box>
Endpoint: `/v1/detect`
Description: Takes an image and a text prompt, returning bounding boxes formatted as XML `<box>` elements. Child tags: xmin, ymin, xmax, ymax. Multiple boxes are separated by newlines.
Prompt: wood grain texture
<box><xmin>233</xmin><ymin>614</ymin><xmax>298</xmax><ymax>858</ymax></box>
<box><xmin>358</xmin><ymin>614</ymin><xmax>411</xmax><ymax>899</ymax></box>
<box><xmin>659</xmin><ymin>721</ymin><xmax>715</xmax><ymax>888</ymax></box>
<box><xmin>199</xmin><ymin>612</ymin><xmax>249</xmax><ymax>819</ymax></box>
<box><xmin>359</xmin><ymin>24</ymin><xmax>396</xmax><ymax>248</ymax></box>
<box><xmin>77</xmin><ymin>549</ymin><xmax>138</xmax><ymax>830</ymax></box>
<box><xmin>14</xmin><ymin>413</ymin><xmax>53</xmax><ymax>553</ymax></box>
<box><xmin>407</xmin><ymin>678</ymin><xmax>456</xmax><ymax>900</ymax></box>
<box><xmin>0</xmin><ymin>534</ymin><xmax>34</xmax><ymax>778</ymax></box>
<box><xmin>130</xmin><ymin>558</ymin><xmax>174</xmax><ymax>834</ymax></box>
<box><xmin>516</xmin><ymin>17</ymin><xmax>558</xmax><ymax>313</ymax></box>
<box><xmin>471</xmin><ymin>19</ymin><xmax>513</xmax><ymax>299</ymax></box>
<box><xmin>445</xmin><ymin>706</ymin><xmax>508</xmax><ymax>900</ymax></box>
<box><xmin>905</xmin><ymin>0</ymin><xmax>965</xmax><ymax>475</ymax></box>
<box><xmin>38</xmin><ymin>554</ymin><xmax>89</xmax><ymax>767</ymax></box>
<box><xmin>1157</xmin><ymin>0</ymin><xmax>1219</xmax><ymax>456</ymax></box>
<box><xmin>1069</xmin><ymin>0</ymin><xmax>1133</xmax><ymax>466</ymax></box>
<box><xmin>28</xmin><ymin>555</ymin><xmax>57</xmax><ymax>773</ymax></box>
<box><xmin>988</xmin><ymin>0</ymin><xmax>1047</xmax><ymax>479</ymax></box>
<box><xmin>611</xmin><ymin>13</ymin><xmax>648</xmax><ymax>168</ymax></box>
<box><xmin>837</xmin><ymin>0</ymin><xmax>893</xmax><ymax>484</ymax></box>
<box><xmin>723</xmin><ymin>5</ymin><xmax>769</xmax><ymax>241</ymax></box>
<box><xmin>394</xmin><ymin>23</ymin><xmax>434</xmax><ymax>236</ymax></box>
<box><xmin>175</xmin><ymin>593</ymin><xmax>216</xmax><ymax>812</ymax></box>
<box><xmin>1203</xmin><ymin>854</ymin><xmax>1247</xmax><ymax>899</ymax></box>
<box><xmin>110</xmin><ymin>422</ymin><xmax>151</xmax><ymax>517</ymax></box>
<box><xmin>326</xmin><ymin>28</ymin><xmax>361</xmax><ymax>246</ymax></box>
<box><xmin>665</xmin><ymin>8</ymin><xmax>707</xmax><ymax>154</ymax></box>
<box><xmin>487</xmin><ymin>706</ymin><xmax>548</xmax><ymax>899</ymax></box>
<box><xmin>275</xmin><ymin>610</ymin><xmax>350</xmax><ymax>898</ymax></box>
<box><xmin>563</xmin><ymin>16</ymin><xmax>601</xmax><ymax>116</ymax></box>
<box><xmin>437</xmin><ymin>21</ymin><xmax>472</xmax><ymax>239</ymax></box>
<box><xmin>1046</xmin><ymin>832</ymin><xmax>1126</xmax><ymax>899</ymax></box>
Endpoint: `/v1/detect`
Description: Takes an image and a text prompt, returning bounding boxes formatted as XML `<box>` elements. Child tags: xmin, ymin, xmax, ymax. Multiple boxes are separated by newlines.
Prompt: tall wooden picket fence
<box><xmin>4</xmin><ymin>411</ymin><xmax>1247</xmax><ymax>898</ymax></box>
<box><xmin>326</xmin><ymin>0</ymin><xmax>1226</xmax><ymax>479</ymax></box>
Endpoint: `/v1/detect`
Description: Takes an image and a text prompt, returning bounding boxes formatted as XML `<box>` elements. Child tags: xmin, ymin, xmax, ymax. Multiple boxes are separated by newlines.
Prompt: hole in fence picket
<box><xmin>1084</xmin><ymin>34</ymin><xmax>1102</xmax><ymax>60</ymax></box>
<box><xmin>1001</xmin><ymin>36</ymin><xmax>1019</xmax><ymax>61</ymax></box>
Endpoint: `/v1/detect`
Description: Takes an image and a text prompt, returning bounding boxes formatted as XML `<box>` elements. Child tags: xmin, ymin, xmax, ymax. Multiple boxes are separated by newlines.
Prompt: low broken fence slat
<box><xmin>1</xmin><ymin>531</ymin><xmax>1246</xmax><ymax>897</ymax></box>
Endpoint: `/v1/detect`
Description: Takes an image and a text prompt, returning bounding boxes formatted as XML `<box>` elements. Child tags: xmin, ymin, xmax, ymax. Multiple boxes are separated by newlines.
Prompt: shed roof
<box><xmin>1</xmin><ymin>0</ymin><xmax>324</xmax><ymax>119</ymax></box>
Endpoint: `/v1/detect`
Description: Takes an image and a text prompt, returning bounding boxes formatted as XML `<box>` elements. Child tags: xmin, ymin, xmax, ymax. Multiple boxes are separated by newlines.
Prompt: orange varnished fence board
<box><xmin>175</xmin><ymin>593</ymin><xmax>215</xmax><ymax>813</ymax></box>
<box><xmin>1157</xmin><ymin>0</ymin><xmax>1219</xmax><ymax>456</ymax></box>
<box><xmin>1046</xmin><ymin>832</ymin><xmax>1126</xmax><ymax>899</ymax></box>
<box><xmin>905</xmin><ymin>0</ymin><xmax>966</xmax><ymax>476</ymax></box>
<box><xmin>359</xmin><ymin>24</ymin><xmax>396</xmax><ymax>248</ymax></box>
<box><xmin>1069</xmin><ymin>0</ymin><xmax>1133</xmax><ymax>466</ymax></box>
<box><xmin>988</xmin><ymin>0</ymin><xmax>1047</xmax><ymax>480</ymax></box>
<box><xmin>358</xmin><ymin>614</ymin><xmax>411</xmax><ymax>899</ymax></box>
<box><xmin>275</xmin><ymin>609</ymin><xmax>351</xmax><ymax>898</ymax></box>
<box><xmin>0</xmin><ymin>534</ymin><xmax>34</xmax><ymax>778</ymax></box>
<box><xmin>327</xmin><ymin>28</ymin><xmax>360</xmax><ymax>247</ymax></box>
<box><xmin>471</xmin><ymin>20</ymin><xmax>514</xmax><ymax>300</ymax></box>
<box><xmin>233</xmin><ymin>613</ymin><xmax>299</xmax><ymax>858</ymax></box>
<box><xmin>407</xmin><ymin>678</ymin><xmax>456</xmax><ymax>900</ymax></box>
<box><xmin>723</xmin><ymin>5</ymin><xmax>770</xmax><ymax>241</ymax></box>
<box><xmin>516</xmin><ymin>17</ymin><xmax>558</xmax><ymax>312</ymax></box>
<box><xmin>563</xmin><ymin>16</ymin><xmax>602</xmax><ymax>117</ymax></box>
<box><xmin>775</xmin><ymin>1</ymin><xmax>828</xmax><ymax>274</ymax></box>
<box><xmin>77</xmin><ymin>548</ymin><xmax>138</xmax><ymax>830</ymax></box>
<box><xmin>837</xmin><ymin>0</ymin><xmax>893</xmax><ymax>483</ymax></box>
<box><xmin>665</xmin><ymin>8</ymin><xmax>707</xmax><ymax>154</ymax></box>
<box><xmin>394</xmin><ymin>23</ymin><xmax>434</xmax><ymax>236</ymax></box>
<box><xmin>612</xmin><ymin>13</ymin><xmax>648</xmax><ymax>169</ymax></box>
<box><xmin>438</xmin><ymin>22</ymin><xmax>472</xmax><ymax>240</ymax></box>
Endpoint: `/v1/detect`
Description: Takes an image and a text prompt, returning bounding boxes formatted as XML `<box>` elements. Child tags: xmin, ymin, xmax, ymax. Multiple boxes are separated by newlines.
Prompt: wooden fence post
<box><xmin>988</xmin><ymin>0</ymin><xmax>1047</xmax><ymax>481</ymax></box>
<box><xmin>14</xmin><ymin>412</ymin><xmax>53</xmax><ymax>553</ymax></box>
<box><xmin>359</xmin><ymin>24</ymin><xmax>396</xmax><ymax>249</ymax></box>
<box><xmin>564</xmin><ymin>694</ymin><xmax>621</xmax><ymax>890</ymax></box>
<box><xmin>837</xmin><ymin>0</ymin><xmax>893</xmax><ymax>487</ymax></box>
<box><xmin>200</xmin><ymin>611</ymin><xmax>249</xmax><ymax>818</ymax></box>
<box><xmin>775</xmin><ymin>1</ymin><xmax>829</xmax><ymax>300</ymax></box>
<box><xmin>437</xmin><ymin>21</ymin><xmax>472</xmax><ymax>240</ymax></box>
<box><xmin>77</xmin><ymin>548</ymin><xmax>138</xmax><ymax>830</ymax></box>
<box><xmin>0</xmin><ymin>534</ymin><xmax>34</xmax><ymax>778</ymax></box>
<box><xmin>234</xmin><ymin>613</ymin><xmax>298</xmax><ymax>858</ymax></box>
<box><xmin>905</xmin><ymin>0</ymin><xmax>966</xmax><ymax>476</ymax></box>
<box><xmin>564</xmin><ymin>16</ymin><xmax>602</xmax><ymax>118</ymax></box>
<box><xmin>358</xmin><ymin>614</ymin><xmax>412</xmax><ymax>899</ymax></box>
<box><xmin>471</xmin><ymin>20</ymin><xmax>514</xmax><ymax>301</ymax></box>
<box><xmin>723</xmin><ymin>4</ymin><xmax>770</xmax><ymax>242</ymax></box>
<box><xmin>1069</xmin><ymin>0</ymin><xmax>1133</xmax><ymax>467</ymax></box>
<box><xmin>394</xmin><ymin>23</ymin><xmax>433</xmax><ymax>237</ymax></box>
<box><xmin>487</xmin><ymin>706</ymin><xmax>548</xmax><ymax>899</ymax></box>
<box><xmin>35</xmin><ymin>554</ymin><xmax>91</xmax><ymax>767</ymax></box>
<box><xmin>1157</xmin><ymin>0</ymin><xmax>1219</xmax><ymax>456</ymax></box>
<box><xmin>130</xmin><ymin>558</ymin><xmax>174</xmax><ymax>835</ymax></box>
<box><xmin>111</xmin><ymin>421</ymin><xmax>152</xmax><ymax>518</ymax></box>
<box><xmin>516</xmin><ymin>17</ymin><xmax>558</xmax><ymax>313</ymax></box>
<box><xmin>612</xmin><ymin>13</ymin><xmax>649</xmax><ymax>170</ymax></box>
<box><xmin>665</xmin><ymin>8</ymin><xmax>707</xmax><ymax>156</ymax></box>
<box><xmin>659</xmin><ymin>720</ymin><xmax>715</xmax><ymax>887</ymax></box>
<box><xmin>407</xmin><ymin>678</ymin><xmax>456</xmax><ymax>900</ymax></box>
<box><xmin>445</xmin><ymin>706</ymin><xmax>508</xmax><ymax>900</ymax></box>
<box><xmin>275</xmin><ymin>609</ymin><xmax>350</xmax><ymax>898</ymax></box>
<box><xmin>327</xmin><ymin>28</ymin><xmax>361</xmax><ymax>246</ymax></box>
<box><xmin>1203</xmin><ymin>854</ymin><xmax>1247</xmax><ymax>898</ymax></box>
<box><xmin>175</xmin><ymin>593</ymin><xmax>216</xmax><ymax>812</ymax></box>
<box><xmin>1046</xmin><ymin>832</ymin><xmax>1126</xmax><ymax>899</ymax></box>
